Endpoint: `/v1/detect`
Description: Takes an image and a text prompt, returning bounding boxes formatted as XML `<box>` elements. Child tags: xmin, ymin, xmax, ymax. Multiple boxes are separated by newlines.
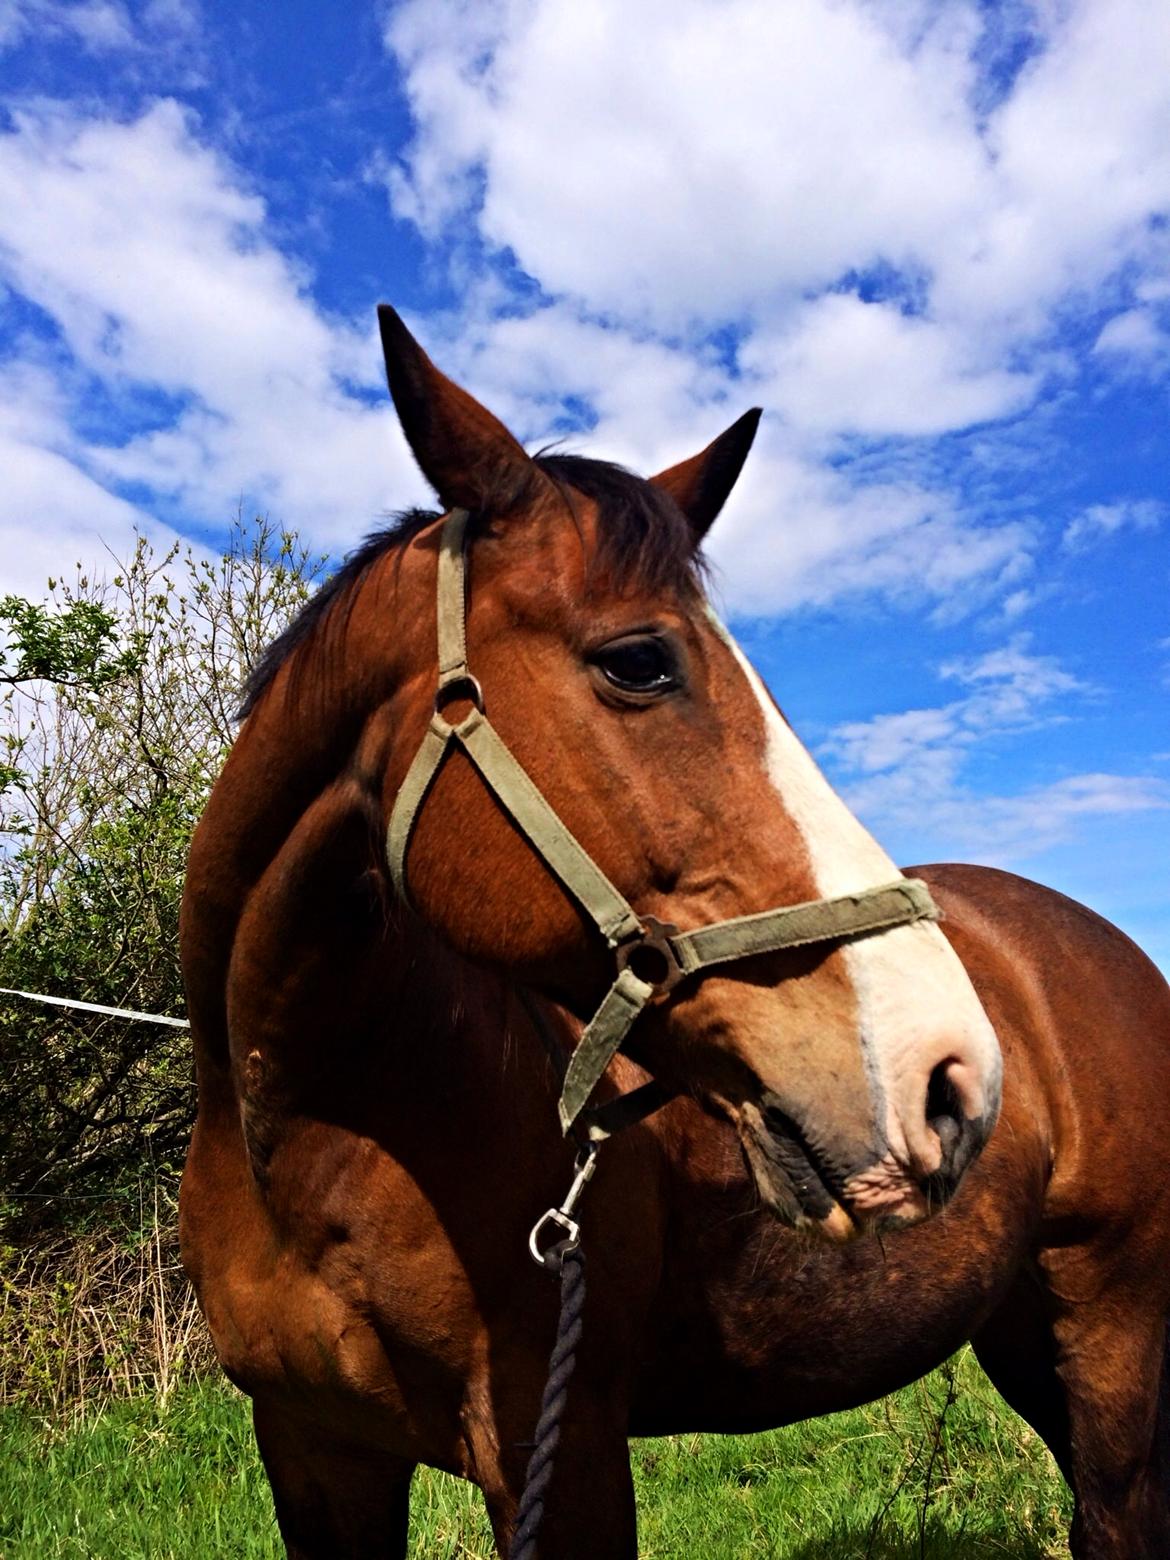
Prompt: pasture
<box><xmin>1</xmin><ymin>1351</ymin><xmax>1069</xmax><ymax>1558</ymax></box>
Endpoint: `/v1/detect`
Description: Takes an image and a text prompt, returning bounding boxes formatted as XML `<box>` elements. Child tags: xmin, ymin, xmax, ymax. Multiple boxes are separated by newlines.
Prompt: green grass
<box><xmin>0</xmin><ymin>1350</ymin><xmax>1070</xmax><ymax>1558</ymax></box>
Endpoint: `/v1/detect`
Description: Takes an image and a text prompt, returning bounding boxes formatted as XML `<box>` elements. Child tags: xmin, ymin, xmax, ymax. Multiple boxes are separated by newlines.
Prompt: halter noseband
<box><xmin>386</xmin><ymin>509</ymin><xmax>939</xmax><ymax>1140</ymax></box>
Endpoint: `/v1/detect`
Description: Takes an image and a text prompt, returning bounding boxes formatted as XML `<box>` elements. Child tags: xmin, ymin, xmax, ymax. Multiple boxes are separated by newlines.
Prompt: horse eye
<box><xmin>593</xmin><ymin>636</ymin><xmax>678</xmax><ymax>695</ymax></box>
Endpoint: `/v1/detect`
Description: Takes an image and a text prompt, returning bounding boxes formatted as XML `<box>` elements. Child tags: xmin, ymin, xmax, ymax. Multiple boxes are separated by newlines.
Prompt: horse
<box><xmin>178</xmin><ymin>305</ymin><xmax>1170</xmax><ymax>1559</ymax></box>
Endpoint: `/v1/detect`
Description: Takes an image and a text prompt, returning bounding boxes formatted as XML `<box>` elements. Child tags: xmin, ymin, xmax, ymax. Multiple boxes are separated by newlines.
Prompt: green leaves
<box><xmin>0</xmin><ymin>517</ymin><xmax>328</xmax><ymax>1233</ymax></box>
<box><xmin>0</xmin><ymin>597</ymin><xmax>143</xmax><ymax>692</ymax></box>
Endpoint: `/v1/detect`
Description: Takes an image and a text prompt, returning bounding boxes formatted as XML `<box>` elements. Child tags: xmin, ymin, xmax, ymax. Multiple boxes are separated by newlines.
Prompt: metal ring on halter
<box><xmin>614</xmin><ymin>916</ymin><xmax>685</xmax><ymax>996</ymax></box>
<box><xmin>434</xmin><ymin>673</ymin><xmax>485</xmax><ymax>716</ymax></box>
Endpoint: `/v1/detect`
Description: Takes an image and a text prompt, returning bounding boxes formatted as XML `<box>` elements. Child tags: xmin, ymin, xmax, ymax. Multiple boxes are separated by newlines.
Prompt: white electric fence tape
<box><xmin>0</xmin><ymin>987</ymin><xmax>189</xmax><ymax>1028</ymax></box>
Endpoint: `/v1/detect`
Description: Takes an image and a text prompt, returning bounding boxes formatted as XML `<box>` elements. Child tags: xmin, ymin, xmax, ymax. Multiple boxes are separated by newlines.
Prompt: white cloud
<box><xmin>1000</xmin><ymin>588</ymin><xmax>1035</xmax><ymax>620</ymax></box>
<box><xmin>0</xmin><ymin>0</ymin><xmax>136</xmax><ymax>53</ymax></box>
<box><xmin>0</xmin><ymin>355</ymin><xmax>182</xmax><ymax>597</ymax></box>
<box><xmin>62</xmin><ymin>0</ymin><xmax>134</xmax><ymax>50</ymax></box>
<box><xmin>3</xmin><ymin>3</ymin><xmax>1165</xmax><ymax>629</ymax></box>
<box><xmin>0</xmin><ymin>0</ymin><xmax>27</xmax><ymax>47</ymax></box>
<box><xmin>740</xmin><ymin>294</ymin><xmax>1038</xmax><ymax>437</ymax></box>
<box><xmin>0</xmin><ymin>436</ymin><xmax>180</xmax><ymax>598</ymax></box>
<box><xmin>947</xmin><ymin>0</ymin><xmax>1170</xmax><ymax>333</ymax></box>
<box><xmin>383</xmin><ymin>0</ymin><xmax>1170</xmax><ymax>356</ymax></box>
<box><xmin>386</xmin><ymin>0</ymin><xmax>989</xmax><ymax>325</ymax></box>
<box><xmin>386</xmin><ymin>297</ymin><xmax>1036</xmax><ymax>618</ymax></box>
<box><xmin>411</xmin><ymin>300</ymin><xmax>729</xmax><ymax>465</ymax></box>
<box><xmin>1062</xmin><ymin>498</ymin><xmax>1165</xmax><ymax>550</ymax></box>
<box><xmin>0</xmin><ymin>96</ymin><xmax>1034</xmax><ymax>622</ymax></box>
<box><xmin>939</xmin><ymin>638</ymin><xmax>1087</xmax><ymax>715</ymax></box>
<box><xmin>828</xmin><ymin>704</ymin><xmax>962</xmax><ymax>780</ymax></box>
<box><xmin>708</xmin><ymin>445</ymin><xmax>1032</xmax><ymax>618</ymax></box>
<box><xmin>0</xmin><ymin>100</ymin><xmax>429</xmax><ymax>595</ymax></box>
<box><xmin>821</xmin><ymin>636</ymin><xmax>1168</xmax><ymax>863</ymax></box>
<box><xmin>1093</xmin><ymin>306</ymin><xmax>1170</xmax><ymax>372</ymax></box>
<box><xmin>373</xmin><ymin>0</ymin><xmax>1170</xmax><ymax>621</ymax></box>
<box><xmin>0</xmin><ymin>0</ymin><xmax>203</xmax><ymax>56</ymax></box>
<box><xmin>828</xmin><ymin>636</ymin><xmax>1083</xmax><ymax>775</ymax></box>
<box><xmin>854</xmin><ymin>770</ymin><xmax>1170</xmax><ymax>864</ymax></box>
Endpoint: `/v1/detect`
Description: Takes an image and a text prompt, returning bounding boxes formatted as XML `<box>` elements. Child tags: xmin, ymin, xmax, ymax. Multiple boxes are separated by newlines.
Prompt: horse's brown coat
<box><xmin>180</xmin><ymin>315</ymin><xmax>1170</xmax><ymax>1558</ymax></box>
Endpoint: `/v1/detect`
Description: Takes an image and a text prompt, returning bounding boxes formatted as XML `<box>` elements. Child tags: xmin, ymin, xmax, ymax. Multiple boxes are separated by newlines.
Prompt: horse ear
<box><xmin>649</xmin><ymin>408</ymin><xmax>762</xmax><ymax>541</ymax></box>
<box><xmin>377</xmin><ymin>304</ymin><xmax>535</xmax><ymax>512</ymax></box>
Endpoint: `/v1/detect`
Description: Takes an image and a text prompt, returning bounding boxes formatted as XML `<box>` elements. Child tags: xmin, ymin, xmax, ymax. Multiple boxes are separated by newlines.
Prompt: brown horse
<box><xmin>179</xmin><ymin>308</ymin><xmax>1170</xmax><ymax>1559</ymax></box>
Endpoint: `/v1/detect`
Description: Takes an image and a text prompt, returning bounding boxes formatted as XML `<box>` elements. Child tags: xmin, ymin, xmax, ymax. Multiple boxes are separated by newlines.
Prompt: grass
<box><xmin>0</xmin><ymin>1349</ymin><xmax>1072</xmax><ymax>1558</ymax></box>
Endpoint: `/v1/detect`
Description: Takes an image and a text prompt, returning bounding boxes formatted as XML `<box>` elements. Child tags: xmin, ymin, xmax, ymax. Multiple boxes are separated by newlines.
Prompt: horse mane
<box><xmin>237</xmin><ymin>453</ymin><xmax>702</xmax><ymax>719</ymax></box>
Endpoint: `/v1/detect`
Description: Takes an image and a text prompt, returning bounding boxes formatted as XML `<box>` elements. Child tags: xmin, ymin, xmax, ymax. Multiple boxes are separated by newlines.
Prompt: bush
<box><xmin>0</xmin><ymin>517</ymin><xmax>325</xmax><ymax>1234</ymax></box>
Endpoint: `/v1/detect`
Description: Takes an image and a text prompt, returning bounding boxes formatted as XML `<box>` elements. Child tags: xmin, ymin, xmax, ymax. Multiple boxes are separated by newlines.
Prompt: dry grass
<box><xmin>0</xmin><ymin>1178</ymin><xmax>214</xmax><ymax>1413</ymax></box>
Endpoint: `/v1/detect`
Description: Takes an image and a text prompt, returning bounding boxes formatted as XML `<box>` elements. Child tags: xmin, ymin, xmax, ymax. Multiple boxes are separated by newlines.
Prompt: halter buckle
<box><xmin>615</xmin><ymin>916</ymin><xmax>685</xmax><ymax>996</ymax></box>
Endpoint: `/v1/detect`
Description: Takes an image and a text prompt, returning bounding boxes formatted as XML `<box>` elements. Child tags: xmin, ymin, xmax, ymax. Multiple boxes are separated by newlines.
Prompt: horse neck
<box><xmin>371</xmin><ymin>917</ymin><xmax>574</xmax><ymax>1141</ymax></box>
<box><xmin>189</xmin><ymin>542</ymin><xmax>578</xmax><ymax>1156</ymax></box>
<box><xmin>186</xmin><ymin>552</ymin><xmax>413</xmax><ymax>1064</ymax></box>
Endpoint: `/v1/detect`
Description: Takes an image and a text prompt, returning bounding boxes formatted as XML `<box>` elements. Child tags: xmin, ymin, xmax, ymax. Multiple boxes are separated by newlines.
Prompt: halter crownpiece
<box><xmin>386</xmin><ymin>509</ymin><xmax>940</xmax><ymax>1140</ymax></box>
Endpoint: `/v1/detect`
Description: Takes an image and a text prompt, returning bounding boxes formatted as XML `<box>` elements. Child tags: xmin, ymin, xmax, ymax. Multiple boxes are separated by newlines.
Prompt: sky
<box><xmin>0</xmin><ymin>0</ymin><xmax>1167</xmax><ymax>970</ymax></box>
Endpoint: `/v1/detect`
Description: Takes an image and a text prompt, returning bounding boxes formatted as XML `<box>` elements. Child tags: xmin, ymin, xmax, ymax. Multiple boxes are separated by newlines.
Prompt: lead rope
<box><xmin>511</xmin><ymin>1144</ymin><xmax>599</xmax><ymax>1560</ymax></box>
<box><xmin>510</xmin><ymin>1245</ymin><xmax>587</xmax><ymax>1560</ymax></box>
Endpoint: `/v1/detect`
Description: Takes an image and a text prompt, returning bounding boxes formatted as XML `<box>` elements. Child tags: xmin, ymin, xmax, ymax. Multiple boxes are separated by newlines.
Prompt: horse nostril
<box><xmin>933</xmin><ymin>1111</ymin><xmax>961</xmax><ymax>1163</ymax></box>
<box><xmin>925</xmin><ymin>1061</ymin><xmax>963</xmax><ymax>1175</ymax></box>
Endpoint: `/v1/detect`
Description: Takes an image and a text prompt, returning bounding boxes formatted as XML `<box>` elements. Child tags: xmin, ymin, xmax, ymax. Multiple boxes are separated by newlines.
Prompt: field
<box><xmin>1</xmin><ymin>1349</ymin><xmax>1071</xmax><ymax>1559</ymax></box>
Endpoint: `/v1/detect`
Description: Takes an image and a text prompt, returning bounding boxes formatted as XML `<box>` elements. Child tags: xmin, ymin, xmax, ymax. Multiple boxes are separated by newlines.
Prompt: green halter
<box><xmin>387</xmin><ymin>509</ymin><xmax>939</xmax><ymax>1140</ymax></box>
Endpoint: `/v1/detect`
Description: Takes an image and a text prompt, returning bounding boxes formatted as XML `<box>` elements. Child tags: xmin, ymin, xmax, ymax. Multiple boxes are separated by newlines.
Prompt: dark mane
<box><xmin>237</xmin><ymin>506</ymin><xmax>439</xmax><ymax>718</ymax></box>
<box><xmin>237</xmin><ymin>455</ymin><xmax>700</xmax><ymax>719</ymax></box>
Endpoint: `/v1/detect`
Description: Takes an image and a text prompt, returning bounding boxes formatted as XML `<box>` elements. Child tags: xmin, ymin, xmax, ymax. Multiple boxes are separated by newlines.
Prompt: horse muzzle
<box><xmin>736</xmin><ymin>1072</ymin><xmax>998</xmax><ymax>1241</ymax></box>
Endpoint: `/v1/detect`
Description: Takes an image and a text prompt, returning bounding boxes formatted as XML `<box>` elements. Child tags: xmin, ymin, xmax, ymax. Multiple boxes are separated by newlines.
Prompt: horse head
<box><xmin>373</xmin><ymin>306</ymin><xmax>1002</xmax><ymax>1241</ymax></box>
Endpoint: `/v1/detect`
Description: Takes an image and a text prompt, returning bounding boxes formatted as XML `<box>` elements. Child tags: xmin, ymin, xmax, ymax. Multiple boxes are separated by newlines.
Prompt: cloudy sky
<box><xmin>1</xmin><ymin>0</ymin><xmax>1167</xmax><ymax>968</ymax></box>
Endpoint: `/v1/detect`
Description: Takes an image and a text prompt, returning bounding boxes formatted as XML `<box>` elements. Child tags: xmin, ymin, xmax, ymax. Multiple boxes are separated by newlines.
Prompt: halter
<box><xmin>386</xmin><ymin>509</ymin><xmax>939</xmax><ymax>1141</ymax></box>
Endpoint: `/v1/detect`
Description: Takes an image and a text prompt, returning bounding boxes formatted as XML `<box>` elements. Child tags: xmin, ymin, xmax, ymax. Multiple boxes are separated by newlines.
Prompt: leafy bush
<box><xmin>0</xmin><ymin>517</ymin><xmax>325</xmax><ymax>1233</ymax></box>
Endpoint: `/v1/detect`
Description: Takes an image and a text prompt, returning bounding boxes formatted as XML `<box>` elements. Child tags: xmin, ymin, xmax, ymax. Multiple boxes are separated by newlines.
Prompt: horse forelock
<box><xmin>236</xmin><ymin>455</ymin><xmax>703</xmax><ymax>720</ymax></box>
<box><xmin>535</xmin><ymin>453</ymin><xmax>704</xmax><ymax>596</ymax></box>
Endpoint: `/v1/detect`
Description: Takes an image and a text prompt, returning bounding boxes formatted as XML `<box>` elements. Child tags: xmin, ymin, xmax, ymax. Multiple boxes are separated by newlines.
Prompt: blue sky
<box><xmin>1</xmin><ymin>0</ymin><xmax>1167</xmax><ymax>969</ymax></box>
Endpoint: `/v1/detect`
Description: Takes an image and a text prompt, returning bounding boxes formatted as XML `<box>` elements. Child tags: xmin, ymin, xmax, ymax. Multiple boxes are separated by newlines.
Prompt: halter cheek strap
<box><xmin>386</xmin><ymin>509</ymin><xmax>939</xmax><ymax>1141</ymax></box>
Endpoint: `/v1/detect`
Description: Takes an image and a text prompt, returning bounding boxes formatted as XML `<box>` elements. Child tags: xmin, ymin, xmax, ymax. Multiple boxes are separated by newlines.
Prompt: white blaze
<box><xmin>709</xmin><ymin>612</ymin><xmax>1001</xmax><ymax>1169</ymax></box>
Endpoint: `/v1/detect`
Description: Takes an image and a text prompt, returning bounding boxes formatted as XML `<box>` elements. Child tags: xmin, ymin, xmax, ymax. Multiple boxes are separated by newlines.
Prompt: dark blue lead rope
<box><xmin>509</xmin><ymin>1245</ymin><xmax>587</xmax><ymax>1560</ymax></box>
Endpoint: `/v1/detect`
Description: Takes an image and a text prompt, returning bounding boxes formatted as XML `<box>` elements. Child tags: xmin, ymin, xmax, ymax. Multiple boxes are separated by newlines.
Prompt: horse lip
<box><xmin>738</xmin><ymin>1099</ymin><xmax>859</xmax><ymax>1233</ymax></box>
<box><xmin>762</xmin><ymin>1100</ymin><xmax>855</xmax><ymax>1202</ymax></box>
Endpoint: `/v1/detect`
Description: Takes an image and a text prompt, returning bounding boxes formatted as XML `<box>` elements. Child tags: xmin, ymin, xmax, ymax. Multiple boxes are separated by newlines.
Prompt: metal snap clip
<box><xmin>527</xmin><ymin>1145</ymin><xmax>599</xmax><ymax>1271</ymax></box>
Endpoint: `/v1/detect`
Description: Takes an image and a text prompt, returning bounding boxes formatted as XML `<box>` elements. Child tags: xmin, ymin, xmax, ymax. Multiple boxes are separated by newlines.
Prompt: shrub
<box><xmin>0</xmin><ymin>517</ymin><xmax>324</xmax><ymax>1232</ymax></box>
